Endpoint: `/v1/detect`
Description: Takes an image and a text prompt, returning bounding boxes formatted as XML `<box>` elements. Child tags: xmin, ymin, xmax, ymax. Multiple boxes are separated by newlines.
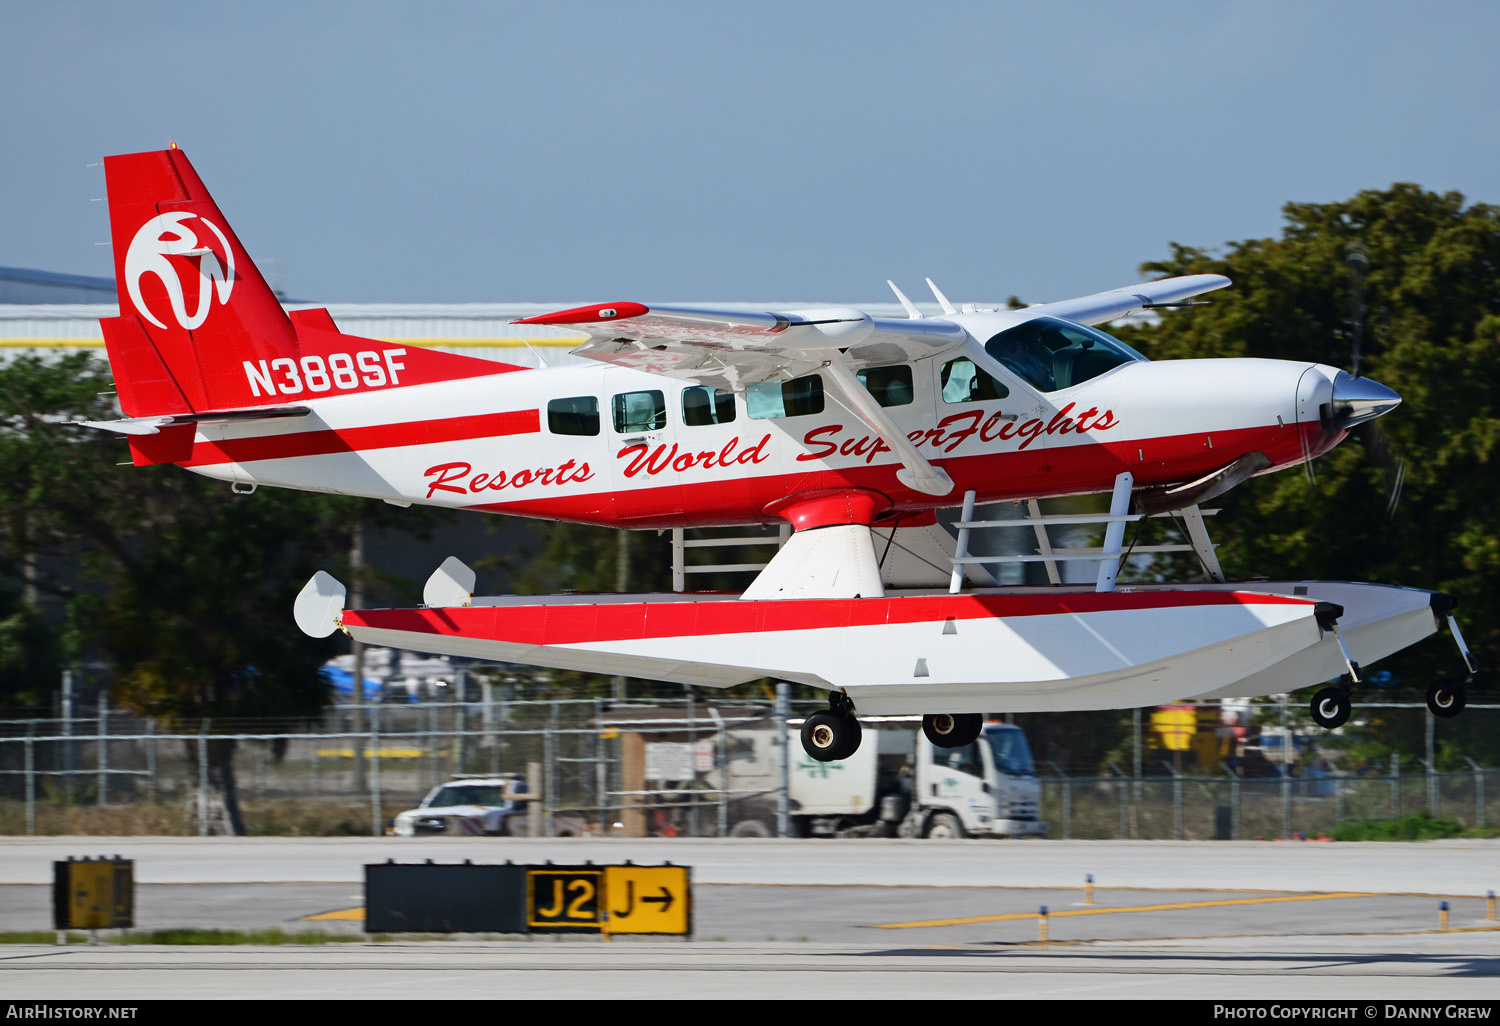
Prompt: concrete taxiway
<box><xmin>1</xmin><ymin>837</ymin><xmax>1497</xmax><ymax>1000</ymax></box>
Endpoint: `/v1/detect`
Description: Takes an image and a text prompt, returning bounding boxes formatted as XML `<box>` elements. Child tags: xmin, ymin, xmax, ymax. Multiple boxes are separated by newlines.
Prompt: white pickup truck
<box><xmin>390</xmin><ymin>776</ymin><xmax>588</xmax><ymax>837</ymax></box>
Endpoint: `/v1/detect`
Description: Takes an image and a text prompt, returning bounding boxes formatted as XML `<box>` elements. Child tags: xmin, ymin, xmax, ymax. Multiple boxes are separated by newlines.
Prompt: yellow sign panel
<box><xmin>527</xmin><ymin>869</ymin><xmax>602</xmax><ymax>931</ymax></box>
<box><xmin>604</xmin><ymin>865</ymin><xmax>691</xmax><ymax>936</ymax></box>
<box><xmin>1151</xmin><ymin>706</ymin><xmax>1196</xmax><ymax>751</ymax></box>
<box><xmin>56</xmin><ymin>858</ymin><xmax>133</xmax><ymax>930</ymax></box>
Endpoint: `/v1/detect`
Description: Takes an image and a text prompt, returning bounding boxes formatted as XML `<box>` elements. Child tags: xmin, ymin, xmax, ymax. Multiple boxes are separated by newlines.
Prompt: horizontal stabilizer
<box><xmin>79</xmin><ymin>405</ymin><xmax>312</xmax><ymax>436</ymax></box>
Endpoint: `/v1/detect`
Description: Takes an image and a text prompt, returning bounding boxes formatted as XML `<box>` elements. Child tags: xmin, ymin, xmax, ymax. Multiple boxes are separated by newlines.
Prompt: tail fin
<box><xmin>102</xmin><ymin>147</ymin><xmax>512</xmax><ymax>417</ymax></box>
<box><xmin>104</xmin><ymin>147</ymin><xmax>295</xmax><ymax>413</ymax></box>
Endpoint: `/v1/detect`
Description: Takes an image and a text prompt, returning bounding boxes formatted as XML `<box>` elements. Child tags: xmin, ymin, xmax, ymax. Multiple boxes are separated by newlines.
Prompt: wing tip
<box><xmin>513</xmin><ymin>302</ymin><xmax>650</xmax><ymax>326</ymax></box>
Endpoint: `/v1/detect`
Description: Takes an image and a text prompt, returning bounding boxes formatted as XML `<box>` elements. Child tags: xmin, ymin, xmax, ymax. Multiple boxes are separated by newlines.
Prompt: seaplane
<box><xmin>83</xmin><ymin>146</ymin><xmax>1478</xmax><ymax>761</ymax></box>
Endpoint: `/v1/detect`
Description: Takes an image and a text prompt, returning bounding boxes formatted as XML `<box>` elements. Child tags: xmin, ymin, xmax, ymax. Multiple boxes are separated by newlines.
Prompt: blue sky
<box><xmin>3</xmin><ymin>1</ymin><xmax>1497</xmax><ymax>306</ymax></box>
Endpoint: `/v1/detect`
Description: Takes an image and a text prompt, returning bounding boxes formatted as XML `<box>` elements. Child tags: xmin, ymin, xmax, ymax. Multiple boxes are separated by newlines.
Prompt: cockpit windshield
<box><xmin>986</xmin><ymin>727</ymin><xmax>1036</xmax><ymax>776</ymax></box>
<box><xmin>984</xmin><ymin>316</ymin><xmax>1147</xmax><ymax>393</ymax></box>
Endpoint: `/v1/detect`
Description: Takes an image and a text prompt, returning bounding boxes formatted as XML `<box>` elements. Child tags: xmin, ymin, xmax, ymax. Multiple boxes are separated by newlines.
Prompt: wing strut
<box><xmin>819</xmin><ymin>353</ymin><xmax>953</xmax><ymax>497</ymax></box>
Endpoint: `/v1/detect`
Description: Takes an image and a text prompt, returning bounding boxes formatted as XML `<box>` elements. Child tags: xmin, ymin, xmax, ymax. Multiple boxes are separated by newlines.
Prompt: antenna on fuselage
<box><xmin>517</xmin><ymin>335</ymin><xmax>551</xmax><ymax>368</ymax></box>
<box><xmin>887</xmin><ymin>280</ymin><xmax>923</xmax><ymax>319</ymax></box>
<box><xmin>926</xmin><ymin>278</ymin><xmax>957</xmax><ymax>316</ymax></box>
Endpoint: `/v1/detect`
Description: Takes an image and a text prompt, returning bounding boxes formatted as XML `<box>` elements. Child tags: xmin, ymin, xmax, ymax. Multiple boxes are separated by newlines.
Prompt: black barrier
<box><xmin>364</xmin><ymin>860</ymin><xmax>691</xmax><ymax>937</ymax></box>
<box><xmin>53</xmin><ymin>856</ymin><xmax>133</xmax><ymax>930</ymax></box>
<box><xmin>365</xmin><ymin>859</ymin><xmax>527</xmax><ymax>933</ymax></box>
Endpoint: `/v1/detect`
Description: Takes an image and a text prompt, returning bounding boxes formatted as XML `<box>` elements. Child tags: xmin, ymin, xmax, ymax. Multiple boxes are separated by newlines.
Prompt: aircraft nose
<box><xmin>1324</xmin><ymin>370</ymin><xmax>1401</xmax><ymax>431</ymax></box>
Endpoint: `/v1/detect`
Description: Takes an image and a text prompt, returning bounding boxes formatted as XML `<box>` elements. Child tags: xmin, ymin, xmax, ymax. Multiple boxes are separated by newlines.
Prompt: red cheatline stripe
<box><xmin>181</xmin><ymin>409</ymin><xmax>540</xmax><ymax>467</ymax></box>
<box><xmin>344</xmin><ymin>590</ymin><xmax>1312</xmax><ymax>646</ymax></box>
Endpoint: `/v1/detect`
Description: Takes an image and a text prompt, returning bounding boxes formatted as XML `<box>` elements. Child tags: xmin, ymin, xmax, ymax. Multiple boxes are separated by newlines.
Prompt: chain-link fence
<box><xmin>2</xmin><ymin>698</ymin><xmax>1495</xmax><ymax>840</ymax></box>
<box><xmin>0</xmin><ymin>697</ymin><xmax>794</xmax><ymax>838</ymax></box>
<box><xmin>1042</xmin><ymin>765</ymin><xmax>1499</xmax><ymax>840</ymax></box>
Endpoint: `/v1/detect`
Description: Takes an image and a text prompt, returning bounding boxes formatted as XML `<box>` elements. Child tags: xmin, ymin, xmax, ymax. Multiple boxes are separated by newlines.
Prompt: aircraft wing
<box><xmin>516</xmin><ymin>301</ymin><xmax>964</xmax><ymax>494</ymax></box>
<box><xmin>1021</xmin><ymin>274</ymin><xmax>1232</xmax><ymax>326</ymax></box>
<box><xmin>514</xmin><ymin>302</ymin><xmax>966</xmax><ymax>392</ymax></box>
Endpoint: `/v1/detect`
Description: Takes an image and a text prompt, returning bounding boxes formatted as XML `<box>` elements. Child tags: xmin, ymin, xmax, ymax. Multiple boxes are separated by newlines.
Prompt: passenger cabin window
<box><xmin>856</xmin><ymin>365</ymin><xmax>914</xmax><ymax>407</ymax></box>
<box><xmin>681</xmin><ymin>386</ymin><xmax>736</xmax><ymax>426</ymax></box>
<box><xmin>747</xmin><ymin>374</ymin><xmax>825</xmax><ymax>419</ymax></box>
<box><xmin>612</xmin><ymin>390</ymin><xmax>666</xmax><ymax>433</ymax></box>
<box><xmin>547</xmin><ymin>395</ymin><xmax>599</xmax><ymax>436</ymax></box>
<box><xmin>984</xmin><ymin>316</ymin><xmax>1146</xmax><ymax>393</ymax></box>
<box><xmin>940</xmin><ymin>358</ymin><xmax>1008</xmax><ymax>404</ymax></box>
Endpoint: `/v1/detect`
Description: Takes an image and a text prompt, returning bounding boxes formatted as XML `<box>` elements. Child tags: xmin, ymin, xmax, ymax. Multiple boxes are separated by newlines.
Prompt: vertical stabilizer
<box><xmin>104</xmin><ymin>147</ymin><xmax>296</xmax><ymax>412</ymax></box>
<box><xmin>100</xmin><ymin>147</ymin><xmax>520</xmax><ymax>418</ymax></box>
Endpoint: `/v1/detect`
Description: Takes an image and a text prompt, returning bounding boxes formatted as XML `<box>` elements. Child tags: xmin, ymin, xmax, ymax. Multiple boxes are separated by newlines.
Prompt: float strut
<box><xmin>1431</xmin><ymin>594</ymin><xmax>1478</xmax><ymax>683</ymax></box>
<box><xmin>1314</xmin><ymin>602</ymin><xmax>1361</xmax><ymax>687</ymax></box>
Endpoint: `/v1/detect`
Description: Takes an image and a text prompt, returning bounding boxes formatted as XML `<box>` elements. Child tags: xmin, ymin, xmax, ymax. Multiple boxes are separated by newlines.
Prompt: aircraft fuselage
<box><xmin>175</xmin><ymin>327</ymin><xmax>1344</xmax><ymax>528</ymax></box>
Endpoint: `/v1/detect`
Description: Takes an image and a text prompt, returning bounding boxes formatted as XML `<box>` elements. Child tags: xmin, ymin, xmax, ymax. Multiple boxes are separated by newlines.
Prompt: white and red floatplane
<box><xmin>83</xmin><ymin>146</ymin><xmax>1475</xmax><ymax>761</ymax></box>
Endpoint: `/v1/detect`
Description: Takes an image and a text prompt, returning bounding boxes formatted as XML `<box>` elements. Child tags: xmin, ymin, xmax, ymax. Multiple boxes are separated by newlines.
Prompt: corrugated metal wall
<box><xmin>0</xmin><ymin>300</ymin><xmax>917</xmax><ymax>368</ymax></box>
<box><xmin>0</xmin><ymin>303</ymin><xmax>593</xmax><ymax>369</ymax></box>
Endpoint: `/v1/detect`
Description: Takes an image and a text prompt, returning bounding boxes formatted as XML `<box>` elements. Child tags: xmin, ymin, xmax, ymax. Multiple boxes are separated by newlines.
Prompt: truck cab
<box><xmin>909</xmin><ymin>721</ymin><xmax>1046</xmax><ymax>839</ymax></box>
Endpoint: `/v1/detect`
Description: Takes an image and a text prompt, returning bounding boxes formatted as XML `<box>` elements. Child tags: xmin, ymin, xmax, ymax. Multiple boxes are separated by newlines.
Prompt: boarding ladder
<box><xmin>670</xmin><ymin>524</ymin><xmax>791</xmax><ymax>593</ymax></box>
<box><xmin>947</xmin><ymin>472</ymin><xmax>1224</xmax><ymax>594</ymax></box>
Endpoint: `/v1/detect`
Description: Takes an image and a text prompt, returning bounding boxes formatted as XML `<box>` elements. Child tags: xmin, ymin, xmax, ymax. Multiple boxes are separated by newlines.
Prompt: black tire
<box><xmin>923</xmin><ymin>712</ymin><xmax>983</xmax><ymax>748</ymax></box>
<box><xmin>835</xmin><ymin>712</ymin><xmax>862</xmax><ymax>760</ymax></box>
<box><xmin>801</xmin><ymin>710</ymin><xmax>857</xmax><ymax>762</ymax></box>
<box><xmin>924</xmin><ymin>812</ymin><xmax>965</xmax><ymax>839</ymax></box>
<box><xmin>729</xmin><ymin>818</ymin><xmax>773</xmax><ymax>838</ymax></box>
<box><xmin>1309</xmin><ymin>686</ymin><xmax>1351</xmax><ymax>729</ymax></box>
<box><xmin>1427</xmin><ymin>679</ymin><xmax>1467</xmax><ymax>718</ymax></box>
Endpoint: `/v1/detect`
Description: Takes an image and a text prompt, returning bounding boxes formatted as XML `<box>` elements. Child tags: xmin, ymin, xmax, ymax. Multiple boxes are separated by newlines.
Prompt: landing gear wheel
<box><xmin>922</xmin><ymin>712</ymin><xmax>983</xmax><ymax>748</ymax></box>
<box><xmin>1426</xmin><ymin>679</ymin><xmax>1467</xmax><ymax>718</ymax></box>
<box><xmin>800</xmin><ymin>710</ymin><xmax>862</xmax><ymax>762</ymax></box>
<box><xmin>1310</xmin><ymin>686</ymin><xmax>1352</xmax><ymax>729</ymax></box>
<box><xmin>924</xmin><ymin>812</ymin><xmax>964</xmax><ymax>839</ymax></box>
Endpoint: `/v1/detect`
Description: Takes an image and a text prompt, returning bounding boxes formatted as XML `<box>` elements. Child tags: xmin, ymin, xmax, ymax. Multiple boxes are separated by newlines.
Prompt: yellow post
<box><xmin>1440</xmin><ymin>901</ymin><xmax>1449</xmax><ymax>932</ymax></box>
<box><xmin>1487</xmin><ymin>891</ymin><xmax>1495</xmax><ymax>922</ymax></box>
<box><xmin>1038</xmin><ymin>906</ymin><xmax>1048</xmax><ymax>947</ymax></box>
<box><xmin>1085</xmin><ymin>874</ymin><xmax>1095</xmax><ymax>905</ymax></box>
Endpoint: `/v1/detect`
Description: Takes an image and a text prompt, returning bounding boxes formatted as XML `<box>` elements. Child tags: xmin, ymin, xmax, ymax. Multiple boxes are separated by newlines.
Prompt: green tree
<box><xmin>0</xmin><ymin>352</ymin><xmax>450</xmax><ymax>830</ymax></box>
<box><xmin>1123</xmin><ymin>184</ymin><xmax>1500</xmax><ymax>762</ymax></box>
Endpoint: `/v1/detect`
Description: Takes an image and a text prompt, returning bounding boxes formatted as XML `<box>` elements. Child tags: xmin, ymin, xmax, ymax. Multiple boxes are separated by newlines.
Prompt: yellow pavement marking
<box><xmin>872</xmin><ymin>891</ymin><xmax>1376</xmax><ymax>929</ymax></box>
<box><xmin>302</xmin><ymin>907</ymin><xmax>364</xmax><ymax>922</ymax></box>
<box><xmin>0</xmin><ymin>338</ymin><xmax>109</xmax><ymax>348</ymax></box>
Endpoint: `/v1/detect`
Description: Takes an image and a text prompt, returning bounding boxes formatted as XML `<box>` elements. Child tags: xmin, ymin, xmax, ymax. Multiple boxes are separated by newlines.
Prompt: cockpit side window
<box><xmin>984</xmin><ymin>317</ymin><xmax>1146</xmax><ymax>392</ymax></box>
<box><xmin>940</xmin><ymin>358</ymin><xmax>1008</xmax><ymax>404</ymax></box>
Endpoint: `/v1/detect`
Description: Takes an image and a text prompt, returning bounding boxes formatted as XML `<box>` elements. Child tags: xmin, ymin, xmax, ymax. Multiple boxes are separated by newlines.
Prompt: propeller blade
<box><xmin>1386</xmin><ymin>457</ymin><xmax>1406</xmax><ymax>520</ymax></box>
<box><xmin>1353</xmin><ymin>421</ymin><xmax>1405</xmax><ymax>518</ymax></box>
